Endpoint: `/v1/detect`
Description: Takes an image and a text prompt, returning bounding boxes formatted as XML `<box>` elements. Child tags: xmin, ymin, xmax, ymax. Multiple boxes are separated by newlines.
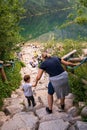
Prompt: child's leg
<box><xmin>29</xmin><ymin>95</ymin><xmax>36</xmax><ymax>107</ymax></box>
<box><xmin>26</xmin><ymin>96</ymin><xmax>31</xmax><ymax>106</ymax></box>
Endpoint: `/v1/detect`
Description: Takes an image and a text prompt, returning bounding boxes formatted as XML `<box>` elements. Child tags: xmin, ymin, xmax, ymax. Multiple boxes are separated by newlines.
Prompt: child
<box><xmin>22</xmin><ymin>75</ymin><xmax>36</xmax><ymax>107</ymax></box>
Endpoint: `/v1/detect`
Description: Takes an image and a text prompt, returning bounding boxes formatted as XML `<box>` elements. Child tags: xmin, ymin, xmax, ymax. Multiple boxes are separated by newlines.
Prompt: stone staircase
<box><xmin>0</xmin><ymin>43</ymin><xmax>87</xmax><ymax>130</ymax></box>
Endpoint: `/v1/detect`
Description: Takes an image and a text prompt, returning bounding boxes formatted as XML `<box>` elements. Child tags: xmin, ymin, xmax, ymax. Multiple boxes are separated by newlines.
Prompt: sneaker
<box><xmin>61</xmin><ymin>104</ymin><xmax>65</xmax><ymax>110</ymax></box>
<box><xmin>33</xmin><ymin>103</ymin><xmax>36</xmax><ymax>107</ymax></box>
<box><xmin>58</xmin><ymin>104</ymin><xmax>65</xmax><ymax>112</ymax></box>
<box><xmin>46</xmin><ymin>107</ymin><xmax>52</xmax><ymax>114</ymax></box>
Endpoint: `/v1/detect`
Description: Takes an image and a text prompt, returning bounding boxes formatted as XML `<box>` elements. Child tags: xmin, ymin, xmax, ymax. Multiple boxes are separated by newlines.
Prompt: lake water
<box><xmin>20</xmin><ymin>10</ymin><xmax>87</xmax><ymax>42</ymax></box>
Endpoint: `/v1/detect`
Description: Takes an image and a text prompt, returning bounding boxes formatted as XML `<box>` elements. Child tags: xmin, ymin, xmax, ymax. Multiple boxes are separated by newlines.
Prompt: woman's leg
<box><xmin>48</xmin><ymin>94</ymin><xmax>53</xmax><ymax>110</ymax></box>
<box><xmin>60</xmin><ymin>97</ymin><xmax>65</xmax><ymax>105</ymax></box>
<box><xmin>60</xmin><ymin>97</ymin><xmax>65</xmax><ymax>110</ymax></box>
<box><xmin>46</xmin><ymin>82</ymin><xmax>54</xmax><ymax>114</ymax></box>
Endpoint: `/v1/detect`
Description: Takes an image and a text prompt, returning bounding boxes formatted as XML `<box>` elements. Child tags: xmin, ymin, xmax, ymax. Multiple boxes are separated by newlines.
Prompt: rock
<box><xmin>3</xmin><ymin>97</ymin><xmax>24</xmax><ymax>108</ymax></box>
<box><xmin>68</xmin><ymin>125</ymin><xmax>75</xmax><ymax>130</ymax></box>
<box><xmin>40</xmin><ymin>112</ymin><xmax>68</xmax><ymax>123</ymax></box>
<box><xmin>79</xmin><ymin>102</ymin><xmax>85</xmax><ymax>108</ymax></box>
<box><xmin>15</xmin><ymin>89</ymin><xmax>24</xmax><ymax>97</ymax></box>
<box><xmin>1</xmin><ymin>112</ymin><xmax>39</xmax><ymax>130</ymax></box>
<box><xmin>66</xmin><ymin>93</ymin><xmax>75</xmax><ymax>99</ymax></box>
<box><xmin>0</xmin><ymin>112</ymin><xmax>9</xmax><ymax>127</ymax></box>
<box><xmin>39</xmin><ymin>119</ymin><xmax>70</xmax><ymax>130</ymax></box>
<box><xmin>65</xmin><ymin>99</ymin><xmax>74</xmax><ymax>111</ymax></box>
<box><xmin>3</xmin><ymin>104</ymin><xmax>24</xmax><ymax>115</ymax></box>
<box><xmin>70</xmin><ymin>116</ymin><xmax>82</xmax><ymax>124</ymax></box>
<box><xmin>75</xmin><ymin>121</ymin><xmax>87</xmax><ymax>130</ymax></box>
<box><xmin>36</xmin><ymin>107</ymin><xmax>48</xmax><ymax>119</ymax></box>
<box><xmin>67</xmin><ymin>106</ymin><xmax>79</xmax><ymax>117</ymax></box>
<box><xmin>81</xmin><ymin>106</ymin><xmax>87</xmax><ymax>118</ymax></box>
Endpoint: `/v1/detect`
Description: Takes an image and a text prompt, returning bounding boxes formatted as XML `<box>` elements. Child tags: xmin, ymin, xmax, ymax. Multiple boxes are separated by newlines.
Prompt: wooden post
<box><xmin>0</xmin><ymin>61</ymin><xmax>7</xmax><ymax>81</ymax></box>
<box><xmin>62</xmin><ymin>50</ymin><xmax>77</xmax><ymax>74</ymax></box>
<box><xmin>62</xmin><ymin>50</ymin><xmax>77</xmax><ymax>60</ymax></box>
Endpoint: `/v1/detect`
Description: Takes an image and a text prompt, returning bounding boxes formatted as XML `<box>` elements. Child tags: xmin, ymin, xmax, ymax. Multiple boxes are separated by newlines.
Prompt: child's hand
<box><xmin>22</xmin><ymin>88</ymin><xmax>24</xmax><ymax>91</ymax></box>
<box><xmin>32</xmin><ymin>83</ymin><xmax>37</xmax><ymax>87</ymax></box>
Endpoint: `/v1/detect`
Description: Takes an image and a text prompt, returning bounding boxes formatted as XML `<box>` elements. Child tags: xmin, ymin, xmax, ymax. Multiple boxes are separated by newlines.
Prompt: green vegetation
<box><xmin>0</xmin><ymin>61</ymin><xmax>22</xmax><ymax>109</ymax></box>
<box><xmin>0</xmin><ymin>0</ymin><xmax>25</xmax><ymax>60</ymax></box>
<box><xmin>0</xmin><ymin>0</ymin><xmax>25</xmax><ymax>109</ymax></box>
<box><xmin>66</xmin><ymin>0</ymin><xmax>87</xmax><ymax>25</ymax></box>
<box><xmin>24</xmin><ymin>0</ymin><xmax>71</xmax><ymax>16</ymax></box>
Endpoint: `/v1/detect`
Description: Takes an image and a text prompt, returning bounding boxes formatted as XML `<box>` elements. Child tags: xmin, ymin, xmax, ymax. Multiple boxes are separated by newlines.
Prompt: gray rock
<box><xmin>79</xmin><ymin>102</ymin><xmax>85</xmax><ymax>108</ymax></box>
<box><xmin>65</xmin><ymin>99</ymin><xmax>74</xmax><ymax>111</ymax></box>
<box><xmin>66</xmin><ymin>93</ymin><xmax>75</xmax><ymax>99</ymax></box>
<box><xmin>81</xmin><ymin>106</ymin><xmax>87</xmax><ymax>118</ymax></box>
<box><xmin>75</xmin><ymin>121</ymin><xmax>87</xmax><ymax>130</ymax></box>
<box><xmin>36</xmin><ymin>107</ymin><xmax>47</xmax><ymax>119</ymax></box>
<box><xmin>39</xmin><ymin>119</ymin><xmax>70</xmax><ymax>130</ymax></box>
<box><xmin>1</xmin><ymin>112</ymin><xmax>39</xmax><ymax>130</ymax></box>
<box><xmin>68</xmin><ymin>125</ymin><xmax>75</xmax><ymax>130</ymax></box>
<box><xmin>3</xmin><ymin>104</ymin><xmax>25</xmax><ymax>115</ymax></box>
<box><xmin>67</xmin><ymin>106</ymin><xmax>79</xmax><ymax>117</ymax></box>
<box><xmin>0</xmin><ymin>112</ymin><xmax>9</xmax><ymax>127</ymax></box>
<box><xmin>40</xmin><ymin>112</ymin><xmax>68</xmax><ymax>122</ymax></box>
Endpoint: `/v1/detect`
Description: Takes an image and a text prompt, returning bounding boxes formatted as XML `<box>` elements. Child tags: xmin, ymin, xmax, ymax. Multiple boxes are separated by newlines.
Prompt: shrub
<box><xmin>0</xmin><ymin>61</ymin><xmax>22</xmax><ymax>109</ymax></box>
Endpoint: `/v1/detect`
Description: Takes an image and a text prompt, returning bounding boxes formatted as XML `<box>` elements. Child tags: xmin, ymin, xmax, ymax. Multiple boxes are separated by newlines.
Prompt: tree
<box><xmin>0</xmin><ymin>0</ymin><xmax>25</xmax><ymax>60</ymax></box>
<box><xmin>67</xmin><ymin>0</ymin><xmax>87</xmax><ymax>25</ymax></box>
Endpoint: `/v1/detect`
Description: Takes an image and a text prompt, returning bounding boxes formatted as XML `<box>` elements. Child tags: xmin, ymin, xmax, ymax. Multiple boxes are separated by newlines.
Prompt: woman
<box><xmin>34</xmin><ymin>52</ymin><xmax>77</xmax><ymax>114</ymax></box>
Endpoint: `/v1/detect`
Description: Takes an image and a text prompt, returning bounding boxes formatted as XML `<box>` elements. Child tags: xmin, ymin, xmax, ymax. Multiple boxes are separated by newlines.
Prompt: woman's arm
<box><xmin>33</xmin><ymin>69</ymin><xmax>44</xmax><ymax>87</ymax></box>
<box><xmin>61</xmin><ymin>59</ymin><xmax>78</xmax><ymax>66</ymax></box>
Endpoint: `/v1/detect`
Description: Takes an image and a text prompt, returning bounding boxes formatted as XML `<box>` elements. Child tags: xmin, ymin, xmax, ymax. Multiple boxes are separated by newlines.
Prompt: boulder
<box><xmin>1</xmin><ymin>112</ymin><xmax>39</xmax><ymax>130</ymax></box>
<box><xmin>81</xmin><ymin>106</ymin><xmax>87</xmax><ymax>118</ymax></box>
<box><xmin>39</xmin><ymin>119</ymin><xmax>70</xmax><ymax>130</ymax></box>
<box><xmin>75</xmin><ymin>121</ymin><xmax>87</xmax><ymax>130</ymax></box>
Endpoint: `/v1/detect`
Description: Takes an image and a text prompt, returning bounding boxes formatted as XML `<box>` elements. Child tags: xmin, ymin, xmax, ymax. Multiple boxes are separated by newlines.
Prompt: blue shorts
<box><xmin>48</xmin><ymin>82</ymin><xmax>54</xmax><ymax>95</ymax></box>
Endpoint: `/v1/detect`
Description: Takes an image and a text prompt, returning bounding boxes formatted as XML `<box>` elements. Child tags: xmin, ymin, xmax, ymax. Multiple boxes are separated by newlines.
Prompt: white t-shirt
<box><xmin>22</xmin><ymin>83</ymin><xmax>33</xmax><ymax>97</ymax></box>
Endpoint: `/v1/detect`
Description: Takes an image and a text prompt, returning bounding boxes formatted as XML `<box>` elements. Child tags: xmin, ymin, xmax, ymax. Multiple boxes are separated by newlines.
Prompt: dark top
<box><xmin>40</xmin><ymin>56</ymin><xmax>64</xmax><ymax>77</ymax></box>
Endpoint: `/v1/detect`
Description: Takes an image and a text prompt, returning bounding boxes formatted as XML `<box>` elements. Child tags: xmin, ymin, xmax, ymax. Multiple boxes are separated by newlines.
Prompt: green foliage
<box><xmin>67</xmin><ymin>0</ymin><xmax>87</xmax><ymax>25</ymax></box>
<box><xmin>75</xmin><ymin>16</ymin><xmax>87</xmax><ymax>24</ymax></box>
<box><xmin>19</xmin><ymin>61</ymin><xmax>26</xmax><ymax>67</ymax></box>
<box><xmin>80</xmin><ymin>0</ymin><xmax>87</xmax><ymax>7</ymax></box>
<box><xmin>24</xmin><ymin>0</ymin><xmax>71</xmax><ymax>16</ymax></box>
<box><xmin>0</xmin><ymin>0</ymin><xmax>25</xmax><ymax>60</ymax></box>
<box><xmin>0</xmin><ymin>62</ymin><xmax>22</xmax><ymax>109</ymax></box>
<box><xmin>82</xmin><ymin>117</ymin><xmax>87</xmax><ymax>122</ymax></box>
<box><xmin>69</xmin><ymin>72</ymin><xmax>86</xmax><ymax>102</ymax></box>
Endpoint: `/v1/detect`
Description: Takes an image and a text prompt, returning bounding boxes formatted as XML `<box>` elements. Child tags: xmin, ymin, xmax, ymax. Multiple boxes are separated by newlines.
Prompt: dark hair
<box><xmin>24</xmin><ymin>75</ymin><xmax>30</xmax><ymax>82</ymax></box>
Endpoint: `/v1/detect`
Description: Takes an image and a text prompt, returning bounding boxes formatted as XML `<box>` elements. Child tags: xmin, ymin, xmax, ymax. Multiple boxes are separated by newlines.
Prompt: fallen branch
<box><xmin>62</xmin><ymin>50</ymin><xmax>77</xmax><ymax>60</ymax></box>
<box><xmin>68</xmin><ymin>57</ymin><xmax>86</xmax><ymax>62</ymax></box>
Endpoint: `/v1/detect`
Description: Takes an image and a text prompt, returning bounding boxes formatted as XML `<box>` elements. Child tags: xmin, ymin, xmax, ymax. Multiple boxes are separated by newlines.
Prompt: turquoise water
<box><xmin>20</xmin><ymin>11</ymin><xmax>87</xmax><ymax>42</ymax></box>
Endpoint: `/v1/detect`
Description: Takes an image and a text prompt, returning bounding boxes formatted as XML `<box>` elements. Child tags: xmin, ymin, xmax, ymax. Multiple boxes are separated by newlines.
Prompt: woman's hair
<box><xmin>24</xmin><ymin>75</ymin><xmax>30</xmax><ymax>82</ymax></box>
<box><xmin>42</xmin><ymin>52</ymin><xmax>51</xmax><ymax>59</ymax></box>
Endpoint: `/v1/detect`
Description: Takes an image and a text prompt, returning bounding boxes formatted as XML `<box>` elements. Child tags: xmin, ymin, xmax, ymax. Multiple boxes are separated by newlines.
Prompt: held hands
<box><xmin>32</xmin><ymin>83</ymin><xmax>37</xmax><ymax>87</ymax></box>
<box><xmin>32</xmin><ymin>80</ymin><xmax>38</xmax><ymax>87</ymax></box>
